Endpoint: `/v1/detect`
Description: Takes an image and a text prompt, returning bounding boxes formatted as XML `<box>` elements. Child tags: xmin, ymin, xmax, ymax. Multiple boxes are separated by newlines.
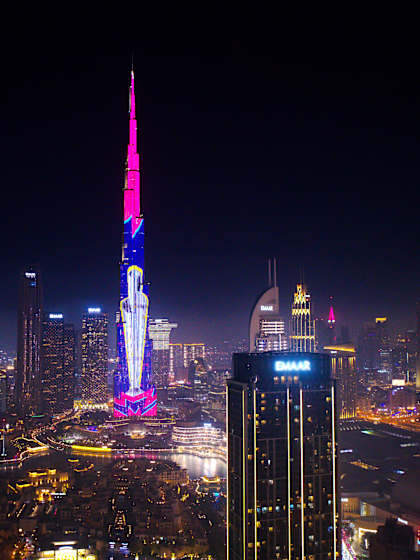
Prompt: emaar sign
<box><xmin>274</xmin><ymin>360</ymin><xmax>311</xmax><ymax>372</ymax></box>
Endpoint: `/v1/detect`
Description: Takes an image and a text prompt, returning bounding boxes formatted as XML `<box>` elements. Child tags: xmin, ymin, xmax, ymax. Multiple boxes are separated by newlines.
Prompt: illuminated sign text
<box><xmin>274</xmin><ymin>360</ymin><xmax>311</xmax><ymax>372</ymax></box>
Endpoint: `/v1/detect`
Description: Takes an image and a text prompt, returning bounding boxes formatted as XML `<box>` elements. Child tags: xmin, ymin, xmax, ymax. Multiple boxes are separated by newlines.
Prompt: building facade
<box><xmin>81</xmin><ymin>308</ymin><xmax>108</xmax><ymax>406</ymax></box>
<box><xmin>183</xmin><ymin>343</ymin><xmax>206</xmax><ymax>368</ymax></box>
<box><xmin>114</xmin><ymin>71</ymin><xmax>156</xmax><ymax>417</ymax></box>
<box><xmin>0</xmin><ymin>371</ymin><xmax>6</xmax><ymax>414</ymax></box>
<box><xmin>16</xmin><ymin>267</ymin><xmax>42</xmax><ymax>414</ymax></box>
<box><xmin>377</xmin><ymin>318</ymin><xmax>392</xmax><ymax>382</ymax></box>
<box><xmin>324</xmin><ymin>344</ymin><xmax>357</xmax><ymax>419</ymax></box>
<box><xmin>169</xmin><ymin>343</ymin><xmax>183</xmax><ymax>381</ymax></box>
<box><xmin>290</xmin><ymin>284</ymin><xmax>316</xmax><ymax>352</ymax></box>
<box><xmin>227</xmin><ymin>351</ymin><xmax>339</xmax><ymax>560</ymax></box>
<box><xmin>41</xmin><ymin>313</ymin><xmax>75</xmax><ymax>415</ymax></box>
<box><xmin>63</xmin><ymin>323</ymin><xmax>76</xmax><ymax>410</ymax></box>
<box><xmin>149</xmin><ymin>319</ymin><xmax>178</xmax><ymax>388</ymax></box>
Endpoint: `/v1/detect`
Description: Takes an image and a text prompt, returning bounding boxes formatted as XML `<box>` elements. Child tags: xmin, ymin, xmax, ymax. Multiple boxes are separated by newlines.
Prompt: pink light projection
<box><xmin>328</xmin><ymin>304</ymin><xmax>336</xmax><ymax>324</ymax></box>
<box><xmin>113</xmin><ymin>387</ymin><xmax>157</xmax><ymax>417</ymax></box>
<box><xmin>124</xmin><ymin>70</ymin><xmax>143</xmax><ymax>238</ymax></box>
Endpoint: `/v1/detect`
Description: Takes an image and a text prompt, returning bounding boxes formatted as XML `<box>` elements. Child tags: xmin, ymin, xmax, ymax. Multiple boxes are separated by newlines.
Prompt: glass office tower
<box><xmin>16</xmin><ymin>267</ymin><xmax>42</xmax><ymax>413</ymax></box>
<box><xmin>227</xmin><ymin>351</ymin><xmax>339</xmax><ymax>560</ymax></box>
<box><xmin>41</xmin><ymin>313</ymin><xmax>75</xmax><ymax>415</ymax></box>
<box><xmin>81</xmin><ymin>308</ymin><xmax>108</xmax><ymax>406</ymax></box>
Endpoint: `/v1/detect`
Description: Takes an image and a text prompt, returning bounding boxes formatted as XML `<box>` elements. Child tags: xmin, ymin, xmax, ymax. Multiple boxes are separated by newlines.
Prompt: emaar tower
<box><xmin>114</xmin><ymin>70</ymin><xmax>157</xmax><ymax>417</ymax></box>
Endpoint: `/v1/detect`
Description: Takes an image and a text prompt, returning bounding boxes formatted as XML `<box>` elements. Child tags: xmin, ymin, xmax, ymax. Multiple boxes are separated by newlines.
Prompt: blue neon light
<box><xmin>132</xmin><ymin>219</ymin><xmax>144</xmax><ymax>238</ymax></box>
<box><xmin>274</xmin><ymin>360</ymin><xmax>311</xmax><ymax>372</ymax></box>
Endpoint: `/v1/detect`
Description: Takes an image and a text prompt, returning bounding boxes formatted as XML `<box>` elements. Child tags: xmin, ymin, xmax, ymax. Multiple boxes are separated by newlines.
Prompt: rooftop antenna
<box><xmin>273</xmin><ymin>257</ymin><xmax>277</xmax><ymax>287</ymax></box>
<box><xmin>268</xmin><ymin>258</ymin><xmax>272</xmax><ymax>287</ymax></box>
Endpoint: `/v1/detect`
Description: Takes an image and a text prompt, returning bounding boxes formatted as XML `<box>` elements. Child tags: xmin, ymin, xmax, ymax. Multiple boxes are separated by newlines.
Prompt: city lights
<box><xmin>2</xmin><ymin>35</ymin><xmax>420</xmax><ymax>560</ymax></box>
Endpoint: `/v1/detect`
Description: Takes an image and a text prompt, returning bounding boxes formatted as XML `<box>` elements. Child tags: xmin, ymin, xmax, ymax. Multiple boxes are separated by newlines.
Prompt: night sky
<box><xmin>1</xmin><ymin>18</ymin><xmax>419</xmax><ymax>352</ymax></box>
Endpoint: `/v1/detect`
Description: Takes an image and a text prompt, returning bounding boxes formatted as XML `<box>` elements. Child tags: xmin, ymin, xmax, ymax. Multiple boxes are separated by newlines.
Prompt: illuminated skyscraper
<box><xmin>81</xmin><ymin>308</ymin><xmax>108</xmax><ymax>406</ymax></box>
<box><xmin>327</xmin><ymin>298</ymin><xmax>336</xmax><ymax>344</ymax></box>
<box><xmin>183</xmin><ymin>343</ymin><xmax>205</xmax><ymax>368</ymax></box>
<box><xmin>324</xmin><ymin>344</ymin><xmax>357</xmax><ymax>419</ymax></box>
<box><xmin>114</xmin><ymin>70</ymin><xmax>156</xmax><ymax>417</ymax></box>
<box><xmin>376</xmin><ymin>317</ymin><xmax>391</xmax><ymax>382</ymax></box>
<box><xmin>227</xmin><ymin>351</ymin><xmax>339</xmax><ymax>560</ymax></box>
<box><xmin>290</xmin><ymin>283</ymin><xmax>316</xmax><ymax>352</ymax></box>
<box><xmin>0</xmin><ymin>371</ymin><xmax>6</xmax><ymax>413</ymax></box>
<box><xmin>149</xmin><ymin>319</ymin><xmax>178</xmax><ymax>388</ymax></box>
<box><xmin>16</xmin><ymin>267</ymin><xmax>42</xmax><ymax>413</ymax></box>
<box><xmin>41</xmin><ymin>313</ymin><xmax>75</xmax><ymax>414</ymax></box>
<box><xmin>63</xmin><ymin>323</ymin><xmax>76</xmax><ymax>410</ymax></box>
<box><xmin>416</xmin><ymin>302</ymin><xmax>420</xmax><ymax>391</ymax></box>
<box><xmin>249</xmin><ymin>259</ymin><xmax>288</xmax><ymax>352</ymax></box>
<box><xmin>169</xmin><ymin>343</ymin><xmax>183</xmax><ymax>380</ymax></box>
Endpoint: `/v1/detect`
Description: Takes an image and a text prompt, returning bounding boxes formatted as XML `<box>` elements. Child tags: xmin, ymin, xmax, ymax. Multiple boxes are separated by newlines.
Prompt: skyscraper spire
<box><xmin>114</xmin><ymin>69</ymin><xmax>156</xmax><ymax>418</ymax></box>
<box><xmin>124</xmin><ymin>70</ymin><xmax>142</xmax><ymax>238</ymax></box>
<box><xmin>328</xmin><ymin>297</ymin><xmax>336</xmax><ymax>324</ymax></box>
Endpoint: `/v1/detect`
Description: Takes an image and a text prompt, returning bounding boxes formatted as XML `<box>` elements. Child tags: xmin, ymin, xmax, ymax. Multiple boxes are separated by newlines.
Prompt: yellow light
<box><xmin>324</xmin><ymin>345</ymin><xmax>356</xmax><ymax>353</ymax></box>
<box><xmin>71</xmin><ymin>444</ymin><xmax>111</xmax><ymax>452</ymax></box>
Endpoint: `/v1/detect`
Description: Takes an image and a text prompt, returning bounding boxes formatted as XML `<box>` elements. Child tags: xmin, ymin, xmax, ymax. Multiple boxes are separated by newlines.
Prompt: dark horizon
<box><xmin>1</xmin><ymin>25</ymin><xmax>419</xmax><ymax>353</ymax></box>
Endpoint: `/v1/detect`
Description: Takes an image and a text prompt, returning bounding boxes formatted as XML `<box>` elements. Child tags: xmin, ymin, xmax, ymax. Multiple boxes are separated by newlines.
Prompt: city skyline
<box><xmin>1</xmin><ymin>33</ymin><xmax>420</xmax><ymax>351</ymax></box>
<box><xmin>2</xmin><ymin>24</ymin><xmax>420</xmax><ymax>559</ymax></box>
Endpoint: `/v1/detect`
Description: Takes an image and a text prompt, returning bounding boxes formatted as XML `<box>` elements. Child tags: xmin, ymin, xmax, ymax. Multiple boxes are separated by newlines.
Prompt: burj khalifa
<box><xmin>113</xmin><ymin>70</ymin><xmax>157</xmax><ymax>417</ymax></box>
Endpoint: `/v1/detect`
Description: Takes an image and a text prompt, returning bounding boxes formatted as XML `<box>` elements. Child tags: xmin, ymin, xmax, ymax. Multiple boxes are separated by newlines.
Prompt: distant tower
<box><xmin>183</xmin><ymin>343</ymin><xmax>206</xmax><ymax>368</ymax></box>
<box><xmin>81</xmin><ymin>308</ymin><xmax>108</xmax><ymax>406</ymax></box>
<box><xmin>41</xmin><ymin>313</ymin><xmax>75</xmax><ymax>414</ymax></box>
<box><xmin>376</xmin><ymin>317</ymin><xmax>392</xmax><ymax>383</ymax></box>
<box><xmin>62</xmin><ymin>323</ymin><xmax>76</xmax><ymax>410</ymax></box>
<box><xmin>114</xmin><ymin>69</ymin><xmax>156</xmax><ymax>417</ymax></box>
<box><xmin>416</xmin><ymin>302</ymin><xmax>420</xmax><ymax>391</ymax></box>
<box><xmin>16</xmin><ymin>267</ymin><xmax>42</xmax><ymax>414</ymax></box>
<box><xmin>249</xmin><ymin>258</ymin><xmax>288</xmax><ymax>352</ymax></box>
<box><xmin>169</xmin><ymin>343</ymin><xmax>183</xmax><ymax>381</ymax></box>
<box><xmin>149</xmin><ymin>319</ymin><xmax>178</xmax><ymax>388</ymax></box>
<box><xmin>324</xmin><ymin>343</ymin><xmax>357</xmax><ymax>419</ymax></box>
<box><xmin>328</xmin><ymin>297</ymin><xmax>336</xmax><ymax>344</ymax></box>
<box><xmin>290</xmin><ymin>283</ymin><xmax>316</xmax><ymax>352</ymax></box>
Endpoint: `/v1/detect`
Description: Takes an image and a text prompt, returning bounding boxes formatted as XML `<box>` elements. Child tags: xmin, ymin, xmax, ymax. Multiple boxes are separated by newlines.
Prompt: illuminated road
<box><xmin>357</xmin><ymin>411</ymin><xmax>420</xmax><ymax>432</ymax></box>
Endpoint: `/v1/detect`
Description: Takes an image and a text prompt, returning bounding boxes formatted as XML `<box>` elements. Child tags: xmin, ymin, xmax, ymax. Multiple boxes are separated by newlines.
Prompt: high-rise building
<box><xmin>376</xmin><ymin>317</ymin><xmax>391</xmax><ymax>382</ymax></box>
<box><xmin>249</xmin><ymin>260</ymin><xmax>288</xmax><ymax>352</ymax></box>
<box><xmin>0</xmin><ymin>371</ymin><xmax>6</xmax><ymax>414</ymax></box>
<box><xmin>81</xmin><ymin>308</ymin><xmax>108</xmax><ymax>406</ymax></box>
<box><xmin>187</xmin><ymin>357</ymin><xmax>209</xmax><ymax>402</ymax></box>
<box><xmin>324</xmin><ymin>344</ymin><xmax>357</xmax><ymax>419</ymax></box>
<box><xmin>63</xmin><ymin>323</ymin><xmax>76</xmax><ymax>410</ymax></box>
<box><xmin>183</xmin><ymin>343</ymin><xmax>206</xmax><ymax>368</ymax></box>
<box><xmin>16</xmin><ymin>267</ymin><xmax>42</xmax><ymax>414</ymax></box>
<box><xmin>169</xmin><ymin>342</ymin><xmax>184</xmax><ymax>381</ymax></box>
<box><xmin>357</xmin><ymin>317</ymin><xmax>391</xmax><ymax>383</ymax></box>
<box><xmin>169</xmin><ymin>343</ymin><xmax>183</xmax><ymax>381</ymax></box>
<box><xmin>416</xmin><ymin>302</ymin><xmax>420</xmax><ymax>391</ymax></box>
<box><xmin>290</xmin><ymin>283</ymin><xmax>316</xmax><ymax>352</ymax></box>
<box><xmin>392</xmin><ymin>331</ymin><xmax>416</xmax><ymax>382</ymax></box>
<box><xmin>357</xmin><ymin>321</ymin><xmax>379</xmax><ymax>372</ymax></box>
<box><xmin>227</xmin><ymin>351</ymin><xmax>339</xmax><ymax>560</ymax></box>
<box><xmin>114</xmin><ymin>70</ymin><xmax>156</xmax><ymax>417</ymax></box>
<box><xmin>149</xmin><ymin>319</ymin><xmax>178</xmax><ymax>388</ymax></box>
<box><xmin>41</xmin><ymin>313</ymin><xmax>75</xmax><ymax>415</ymax></box>
<box><xmin>327</xmin><ymin>299</ymin><xmax>336</xmax><ymax>344</ymax></box>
